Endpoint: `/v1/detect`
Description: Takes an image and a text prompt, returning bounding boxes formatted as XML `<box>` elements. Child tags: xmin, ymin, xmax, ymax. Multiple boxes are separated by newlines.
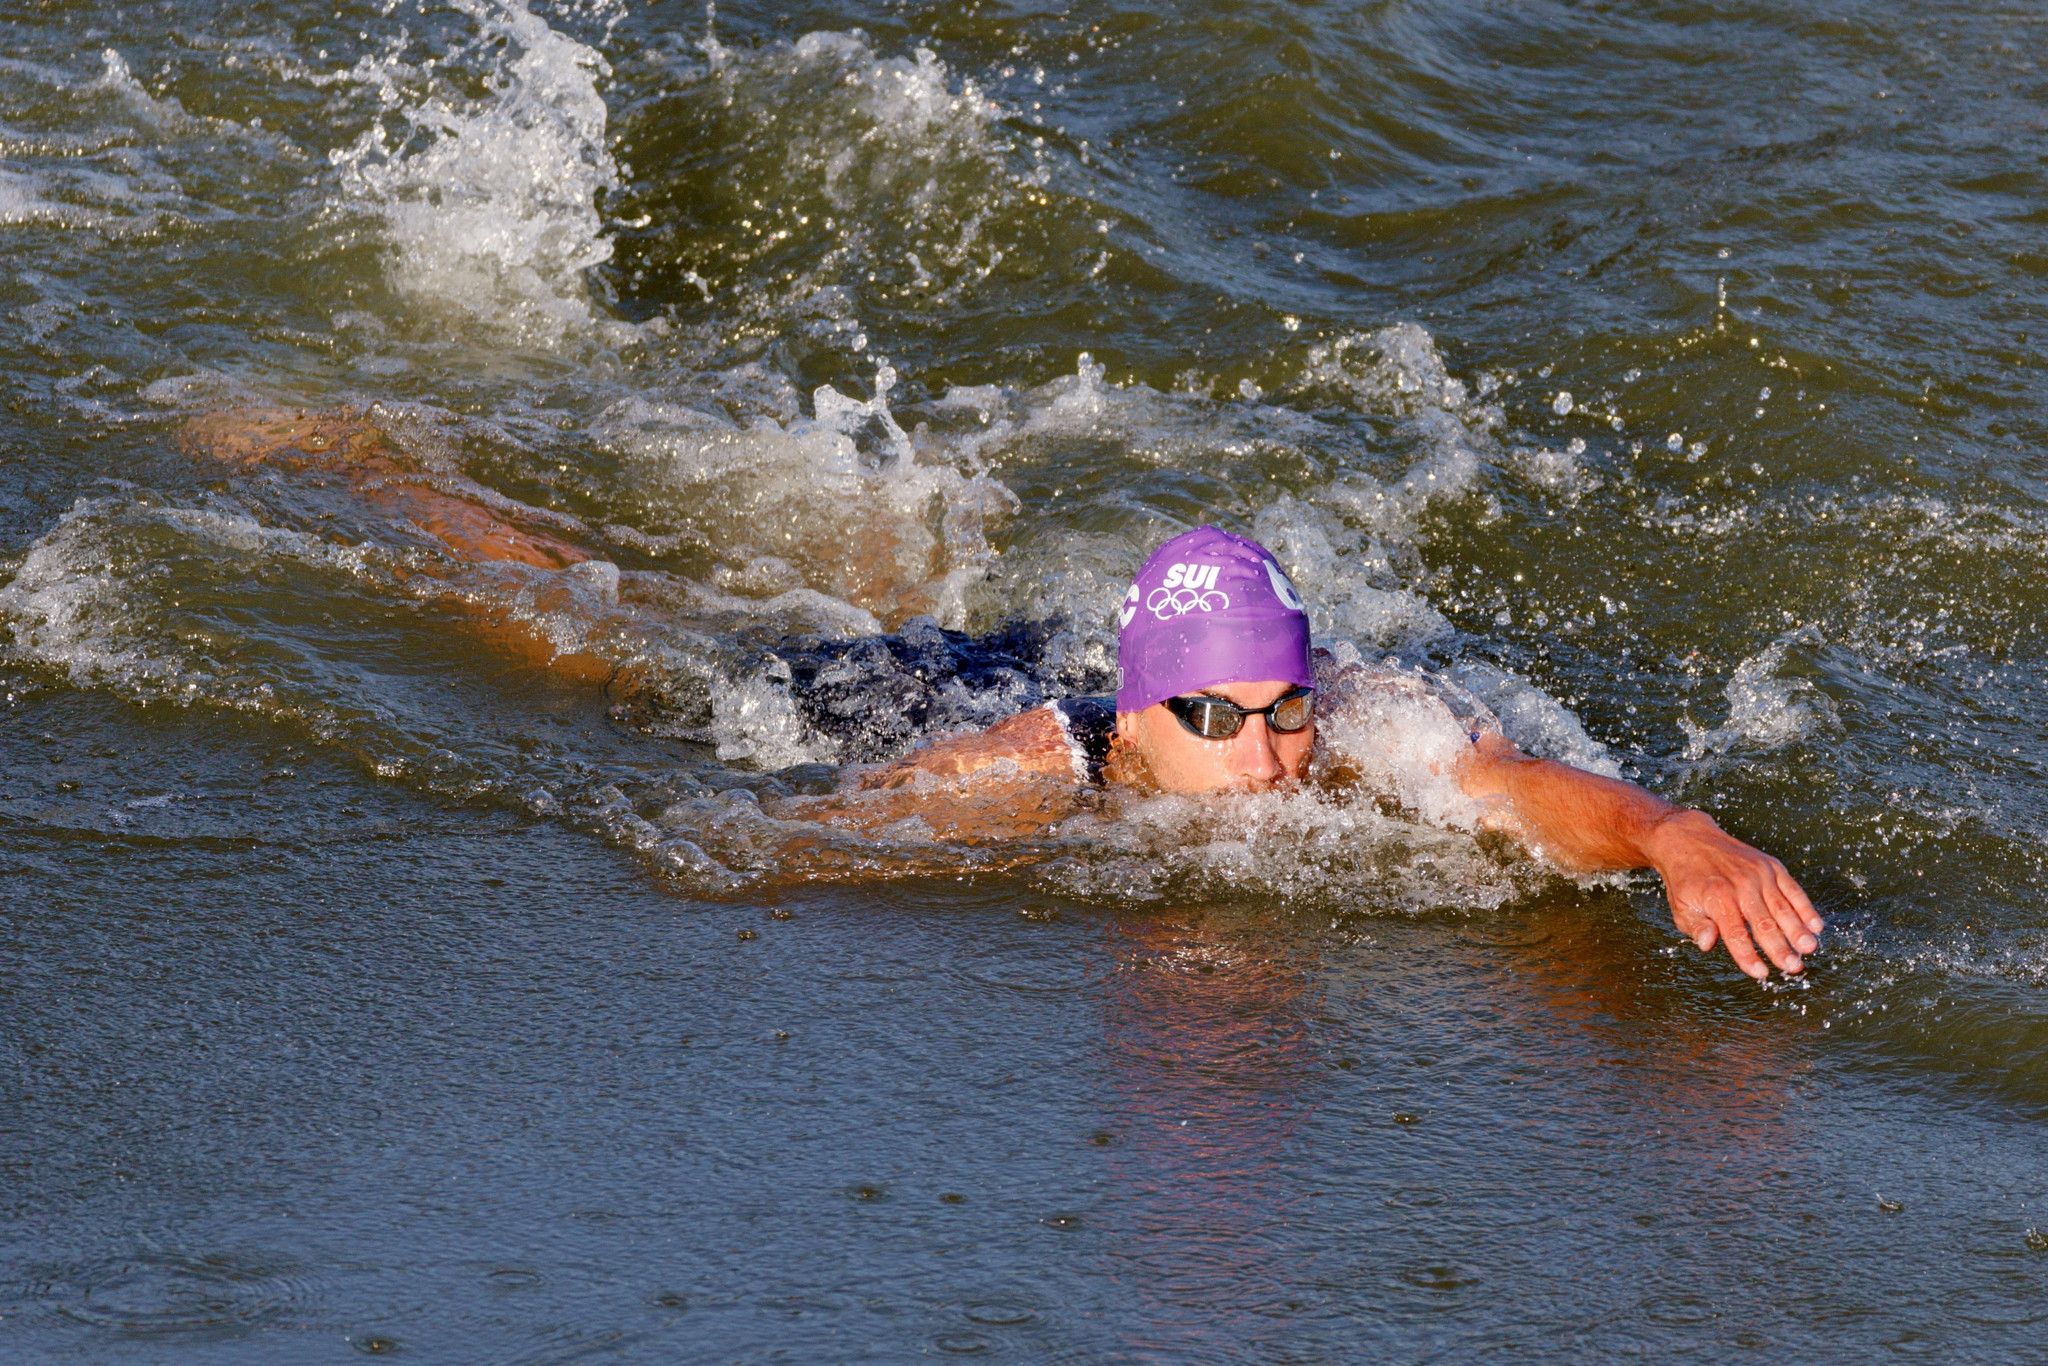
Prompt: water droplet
<box><xmin>1552</xmin><ymin>391</ymin><xmax>1574</xmax><ymax>416</ymax></box>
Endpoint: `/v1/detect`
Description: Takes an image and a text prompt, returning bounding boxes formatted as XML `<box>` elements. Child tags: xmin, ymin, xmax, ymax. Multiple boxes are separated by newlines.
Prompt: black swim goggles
<box><xmin>1164</xmin><ymin>686</ymin><xmax>1314</xmax><ymax>740</ymax></box>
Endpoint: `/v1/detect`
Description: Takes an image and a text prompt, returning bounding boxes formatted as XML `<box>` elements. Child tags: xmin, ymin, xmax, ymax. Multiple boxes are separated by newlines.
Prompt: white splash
<box><xmin>331</xmin><ymin>0</ymin><xmax>626</xmax><ymax>346</ymax></box>
<box><xmin>596</xmin><ymin>360</ymin><xmax>1018</xmax><ymax>632</ymax></box>
<box><xmin>1683</xmin><ymin>625</ymin><xmax>1836</xmax><ymax>758</ymax></box>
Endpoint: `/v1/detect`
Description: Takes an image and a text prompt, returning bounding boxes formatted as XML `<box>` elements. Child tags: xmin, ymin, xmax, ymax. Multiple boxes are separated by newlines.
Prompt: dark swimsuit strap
<box><xmin>1051</xmin><ymin>695</ymin><xmax>1117</xmax><ymax>785</ymax></box>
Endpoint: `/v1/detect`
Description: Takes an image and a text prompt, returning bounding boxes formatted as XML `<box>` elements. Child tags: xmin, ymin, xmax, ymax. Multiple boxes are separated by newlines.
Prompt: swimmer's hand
<box><xmin>1642</xmin><ymin>809</ymin><xmax>1824</xmax><ymax>982</ymax></box>
<box><xmin>1457</xmin><ymin>733</ymin><xmax>1822</xmax><ymax>979</ymax></box>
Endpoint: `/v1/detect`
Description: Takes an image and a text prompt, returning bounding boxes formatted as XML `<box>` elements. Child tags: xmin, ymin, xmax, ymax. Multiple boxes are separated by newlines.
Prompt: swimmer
<box><xmin>858</xmin><ymin>525</ymin><xmax>1823</xmax><ymax>981</ymax></box>
<box><xmin>185</xmin><ymin>408</ymin><xmax>1822</xmax><ymax>980</ymax></box>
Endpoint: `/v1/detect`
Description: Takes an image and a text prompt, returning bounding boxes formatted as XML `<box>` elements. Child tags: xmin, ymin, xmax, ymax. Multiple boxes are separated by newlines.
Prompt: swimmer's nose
<box><xmin>1230</xmin><ymin>716</ymin><xmax>1286</xmax><ymax>788</ymax></box>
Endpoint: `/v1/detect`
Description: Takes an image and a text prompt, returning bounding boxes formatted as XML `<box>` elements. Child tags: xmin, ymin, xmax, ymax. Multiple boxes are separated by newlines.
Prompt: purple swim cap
<box><xmin>1115</xmin><ymin>525</ymin><xmax>1313</xmax><ymax>713</ymax></box>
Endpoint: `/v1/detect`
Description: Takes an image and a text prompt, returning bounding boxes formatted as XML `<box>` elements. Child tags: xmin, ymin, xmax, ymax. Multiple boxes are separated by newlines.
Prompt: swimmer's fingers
<box><xmin>1760</xmin><ymin>866</ymin><xmax>1820</xmax><ymax>958</ymax></box>
<box><xmin>1716</xmin><ymin>912</ymin><xmax>1772</xmax><ymax>981</ymax></box>
<box><xmin>1668</xmin><ymin>895</ymin><xmax>1718</xmax><ymax>955</ymax></box>
<box><xmin>1671</xmin><ymin>872</ymin><xmax>1769</xmax><ymax>978</ymax></box>
<box><xmin>1676</xmin><ymin>880</ymin><xmax>1804</xmax><ymax>979</ymax></box>
<box><xmin>1739</xmin><ymin>882</ymin><xmax>1805</xmax><ymax>976</ymax></box>
<box><xmin>1654</xmin><ymin>814</ymin><xmax>1818</xmax><ymax>979</ymax></box>
<box><xmin>1670</xmin><ymin>881</ymin><xmax>1771</xmax><ymax>980</ymax></box>
<box><xmin>1775</xmin><ymin>863</ymin><xmax>1824</xmax><ymax>936</ymax></box>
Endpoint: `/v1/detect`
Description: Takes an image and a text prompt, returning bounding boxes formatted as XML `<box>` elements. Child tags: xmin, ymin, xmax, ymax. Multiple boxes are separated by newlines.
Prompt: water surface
<box><xmin>3</xmin><ymin>0</ymin><xmax>2046</xmax><ymax>1357</ymax></box>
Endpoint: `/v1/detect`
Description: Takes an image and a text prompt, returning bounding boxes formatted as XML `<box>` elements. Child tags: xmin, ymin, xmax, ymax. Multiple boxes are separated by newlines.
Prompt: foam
<box><xmin>0</xmin><ymin>499</ymin><xmax>178</xmax><ymax>692</ymax></box>
<box><xmin>1041</xmin><ymin>783</ymin><xmax>1541</xmax><ymax>916</ymax></box>
<box><xmin>1311</xmin><ymin>643</ymin><xmax>1496</xmax><ymax>830</ymax></box>
<box><xmin>650</xmin><ymin>24</ymin><xmax>1038</xmax><ymax>316</ymax></box>
<box><xmin>88</xmin><ymin>49</ymin><xmax>191</xmax><ymax>126</ymax></box>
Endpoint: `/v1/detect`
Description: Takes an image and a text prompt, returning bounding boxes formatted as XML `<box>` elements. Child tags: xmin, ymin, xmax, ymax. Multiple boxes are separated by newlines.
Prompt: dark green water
<box><xmin>3</xmin><ymin>0</ymin><xmax>2045</xmax><ymax>1357</ymax></box>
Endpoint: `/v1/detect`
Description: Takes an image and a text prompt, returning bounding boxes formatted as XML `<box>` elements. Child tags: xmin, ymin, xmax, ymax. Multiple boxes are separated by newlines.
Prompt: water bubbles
<box><xmin>1552</xmin><ymin>390</ymin><xmax>1574</xmax><ymax>416</ymax></box>
<box><xmin>1666</xmin><ymin>432</ymin><xmax>1684</xmax><ymax>452</ymax></box>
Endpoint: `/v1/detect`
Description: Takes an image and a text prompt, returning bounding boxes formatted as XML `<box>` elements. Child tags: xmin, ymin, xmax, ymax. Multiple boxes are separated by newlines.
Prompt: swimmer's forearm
<box><xmin>1455</xmin><ymin>733</ymin><xmax>1679</xmax><ymax>871</ymax></box>
<box><xmin>856</xmin><ymin>707</ymin><xmax>1077</xmax><ymax>789</ymax></box>
<box><xmin>1456</xmin><ymin>733</ymin><xmax>1823</xmax><ymax>979</ymax></box>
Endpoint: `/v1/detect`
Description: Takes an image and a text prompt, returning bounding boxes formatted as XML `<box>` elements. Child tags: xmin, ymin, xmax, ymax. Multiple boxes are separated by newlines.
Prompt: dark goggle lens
<box><xmin>1183</xmin><ymin>698</ymin><xmax>1239</xmax><ymax>738</ymax></box>
<box><xmin>1269</xmin><ymin>690</ymin><xmax>1313</xmax><ymax>733</ymax></box>
<box><xmin>1168</xmin><ymin>689</ymin><xmax>1313</xmax><ymax>740</ymax></box>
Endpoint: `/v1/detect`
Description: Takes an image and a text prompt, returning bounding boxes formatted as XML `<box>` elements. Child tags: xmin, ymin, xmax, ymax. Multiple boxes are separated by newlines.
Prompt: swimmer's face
<box><xmin>1120</xmin><ymin>679</ymin><xmax>1316</xmax><ymax>795</ymax></box>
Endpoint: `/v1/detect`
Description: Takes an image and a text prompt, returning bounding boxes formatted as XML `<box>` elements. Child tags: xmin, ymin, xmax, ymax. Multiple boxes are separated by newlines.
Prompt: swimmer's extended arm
<box><xmin>1456</xmin><ymin>732</ymin><xmax>1823</xmax><ymax>980</ymax></box>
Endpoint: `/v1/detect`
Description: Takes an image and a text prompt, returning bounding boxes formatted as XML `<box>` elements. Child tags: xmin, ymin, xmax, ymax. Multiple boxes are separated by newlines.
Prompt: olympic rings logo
<box><xmin>1147</xmin><ymin>586</ymin><xmax>1231</xmax><ymax>619</ymax></box>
